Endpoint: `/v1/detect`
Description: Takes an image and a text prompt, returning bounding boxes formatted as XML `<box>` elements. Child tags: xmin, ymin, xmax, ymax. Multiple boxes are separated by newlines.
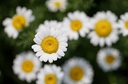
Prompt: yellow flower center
<box><xmin>71</xmin><ymin>20</ymin><xmax>82</xmax><ymax>32</ymax></box>
<box><xmin>70</xmin><ymin>66</ymin><xmax>84</xmax><ymax>81</ymax></box>
<box><xmin>105</xmin><ymin>55</ymin><xmax>116</xmax><ymax>64</ymax></box>
<box><xmin>95</xmin><ymin>20</ymin><xmax>112</xmax><ymax>37</ymax></box>
<box><xmin>41</xmin><ymin>36</ymin><xmax>59</xmax><ymax>54</ymax></box>
<box><xmin>125</xmin><ymin>21</ymin><xmax>128</xmax><ymax>29</ymax></box>
<box><xmin>22</xmin><ymin>60</ymin><xmax>34</xmax><ymax>73</ymax></box>
<box><xmin>12</xmin><ymin>15</ymin><xmax>26</xmax><ymax>30</ymax></box>
<box><xmin>45</xmin><ymin>74</ymin><xmax>57</xmax><ymax>84</ymax></box>
<box><xmin>55</xmin><ymin>2</ymin><xmax>61</xmax><ymax>8</ymax></box>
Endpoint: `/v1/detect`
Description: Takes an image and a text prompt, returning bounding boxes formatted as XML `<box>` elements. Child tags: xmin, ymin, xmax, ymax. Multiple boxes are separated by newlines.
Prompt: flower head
<box><xmin>63</xmin><ymin>11</ymin><xmax>91</xmax><ymax>40</ymax></box>
<box><xmin>32</xmin><ymin>27</ymin><xmax>68</xmax><ymax>63</ymax></box>
<box><xmin>12</xmin><ymin>51</ymin><xmax>41</xmax><ymax>82</ymax></box>
<box><xmin>63</xmin><ymin>57</ymin><xmax>94</xmax><ymax>84</ymax></box>
<box><xmin>97</xmin><ymin>47</ymin><xmax>121</xmax><ymax>72</ymax></box>
<box><xmin>88</xmin><ymin>11</ymin><xmax>119</xmax><ymax>47</ymax></box>
<box><xmin>46</xmin><ymin>0</ymin><xmax>68</xmax><ymax>12</ymax></box>
<box><xmin>36</xmin><ymin>64</ymin><xmax>63</xmax><ymax>84</ymax></box>
<box><xmin>118</xmin><ymin>12</ymin><xmax>128</xmax><ymax>36</ymax></box>
<box><xmin>3</xmin><ymin>6</ymin><xmax>35</xmax><ymax>39</ymax></box>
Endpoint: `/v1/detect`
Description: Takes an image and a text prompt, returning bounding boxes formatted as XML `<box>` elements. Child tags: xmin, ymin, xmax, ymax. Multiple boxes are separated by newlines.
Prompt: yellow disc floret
<box><xmin>125</xmin><ymin>21</ymin><xmax>128</xmax><ymax>29</ymax></box>
<box><xmin>55</xmin><ymin>1</ymin><xmax>61</xmax><ymax>8</ymax></box>
<box><xmin>95</xmin><ymin>20</ymin><xmax>112</xmax><ymax>37</ymax></box>
<box><xmin>22</xmin><ymin>60</ymin><xmax>34</xmax><ymax>73</ymax></box>
<box><xmin>105</xmin><ymin>55</ymin><xmax>116</xmax><ymax>64</ymax></box>
<box><xmin>70</xmin><ymin>66</ymin><xmax>84</xmax><ymax>81</ymax></box>
<box><xmin>41</xmin><ymin>36</ymin><xmax>59</xmax><ymax>54</ymax></box>
<box><xmin>12</xmin><ymin>15</ymin><xmax>26</xmax><ymax>30</ymax></box>
<box><xmin>45</xmin><ymin>74</ymin><xmax>57</xmax><ymax>84</ymax></box>
<box><xmin>71</xmin><ymin>20</ymin><xmax>82</xmax><ymax>32</ymax></box>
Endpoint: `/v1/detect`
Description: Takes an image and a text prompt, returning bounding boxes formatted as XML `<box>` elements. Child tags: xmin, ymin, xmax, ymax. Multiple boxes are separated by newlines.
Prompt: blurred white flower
<box><xmin>88</xmin><ymin>11</ymin><xmax>119</xmax><ymax>47</ymax></box>
<box><xmin>32</xmin><ymin>27</ymin><xmax>68</xmax><ymax>63</ymax></box>
<box><xmin>12</xmin><ymin>51</ymin><xmax>41</xmax><ymax>83</ymax></box>
<box><xmin>36</xmin><ymin>64</ymin><xmax>63</xmax><ymax>84</ymax></box>
<box><xmin>97</xmin><ymin>47</ymin><xmax>121</xmax><ymax>72</ymax></box>
<box><xmin>62</xmin><ymin>11</ymin><xmax>91</xmax><ymax>40</ymax></box>
<box><xmin>46</xmin><ymin>0</ymin><xmax>68</xmax><ymax>12</ymax></box>
<box><xmin>36</xmin><ymin>20</ymin><xmax>62</xmax><ymax>32</ymax></box>
<box><xmin>63</xmin><ymin>57</ymin><xmax>94</xmax><ymax>84</ymax></box>
<box><xmin>2</xmin><ymin>6</ymin><xmax>35</xmax><ymax>39</ymax></box>
<box><xmin>118</xmin><ymin>12</ymin><xmax>128</xmax><ymax>36</ymax></box>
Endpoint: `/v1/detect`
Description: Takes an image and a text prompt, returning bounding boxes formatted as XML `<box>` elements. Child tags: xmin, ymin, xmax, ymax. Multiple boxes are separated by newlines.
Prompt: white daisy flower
<box><xmin>32</xmin><ymin>27</ymin><xmax>68</xmax><ymax>63</ymax></box>
<box><xmin>36</xmin><ymin>20</ymin><xmax>62</xmax><ymax>32</ymax></box>
<box><xmin>12</xmin><ymin>51</ymin><xmax>41</xmax><ymax>83</ymax></box>
<box><xmin>97</xmin><ymin>47</ymin><xmax>121</xmax><ymax>72</ymax></box>
<box><xmin>36</xmin><ymin>64</ymin><xmax>63</xmax><ymax>84</ymax></box>
<box><xmin>88</xmin><ymin>11</ymin><xmax>119</xmax><ymax>47</ymax></box>
<box><xmin>2</xmin><ymin>6</ymin><xmax>35</xmax><ymax>39</ymax></box>
<box><xmin>46</xmin><ymin>0</ymin><xmax>68</xmax><ymax>12</ymax></box>
<box><xmin>118</xmin><ymin>12</ymin><xmax>128</xmax><ymax>36</ymax></box>
<box><xmin>62</xmin><ymin>11</ymin><xmax>91</xmax><ymax>40</ymax></box>
<box><xmin>63</xmin><ymin>57</ymin><xmax>94</xmax><ymax>84</ymax></box>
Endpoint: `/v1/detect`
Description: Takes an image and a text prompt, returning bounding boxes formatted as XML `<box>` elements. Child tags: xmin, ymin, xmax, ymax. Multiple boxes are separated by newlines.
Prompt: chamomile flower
<box><xmin>118</xmin><ymin>12</ymin><xmax>128</xmax><ymax>36</ymax></box>
<box><xmin>32</xmin><ymin>27</ymin><xmax>68</xmax><ymax>63</ymax></box>
<box><xmin>12</xmin><ymin>51</ymin><xmax>41</xmax><ymax>82</ymax></box>
<box><xmin>36</xmin><ymin>64</ymin><xmax>63</xmax><ymax>84</ymax></box>
<box><xmin>36</xmin><ymin>20</ymin><xmax>62</xmax><ymax>32</ymax></box>
<box><xmin>63</xmin><ymin>57</ymin><xmax>94</xmax><ymax>84</ymax></box>
<box><xmin>63</xmin><ymin>11</ymin><xmax>91</xmax><ymax>40</ymax></box>
<box><xmin>2</xmin><ymin>6</ymin><xmax>35</xmax><ymax>39</ymax></box>
<box><xmin>46</xmin><ymin>0</ymin><xmax>68</xmax><ymax>12</ymax></box>
<box><xmin>97</xmin><ymin>48</ymin><xmax>121</xmax><ymax>72</ymax></box>
<box><xmin>88</xmin><ymin>11</ymin><xmax>119</xmax><ymax>47</ymax></box>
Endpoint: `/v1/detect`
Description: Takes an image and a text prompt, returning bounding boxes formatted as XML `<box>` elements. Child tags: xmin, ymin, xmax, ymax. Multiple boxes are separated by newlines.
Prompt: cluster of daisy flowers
<box><xmin>12</xmin><ymin>51</ymin><xmax>94</xmax><ymax>84</ymax></box>
<box><xmin>3</xmin><ymin>5</ymin><xmax>128</xmax><ymax>84</ymax></box>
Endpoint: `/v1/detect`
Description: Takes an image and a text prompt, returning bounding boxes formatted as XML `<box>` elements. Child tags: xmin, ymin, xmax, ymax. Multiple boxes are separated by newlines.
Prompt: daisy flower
<box><xmin>62</xmin><ymin>11</ymin><xmax>91</xmax><ymax>40</ymax></box>
<box><xmin>2</xmin><ymin>6</ymin><xmax>35</xmax><ymax>39</ymax></box>
<box><xmin>46</xmin><ymin>0</ymin><xmax>68</xmax><ymax>12</ymax></box>
<box><xmin>36</xmin><ymin>64</ymin><xmax>63</xmax><ymax>84</ymax></box>
<box><xmin>12</xmin><ymin>51</ymin><xmax>41</xmax><ymax>82</ymax></box>
<box><xmin>118</xmin><ymin>12</ymin><xmax>128</xmax><ymax>36</ymax></box>
<box><xmin>88</xmin><ymin>11</ymin><xmax>119</xmax><ymax>47</ymax></box>
<box><xmin>36</xmin><ymin>20</ymin><xmax>62</xmax><ymax>32</ymax></box>
<box><xmin>32</xmin><ymin>27</ymin><xmax>68</xmax><ymax>63</ymax></box>
<box><xmin>63</xmin><ymin>57</ymin><xmax>94</xmax><ymax>84</ymax></box>
<box><xmin>97</xmin><ymin>47</ymin><xmax>121</xmax><ymax>72</ymax></box>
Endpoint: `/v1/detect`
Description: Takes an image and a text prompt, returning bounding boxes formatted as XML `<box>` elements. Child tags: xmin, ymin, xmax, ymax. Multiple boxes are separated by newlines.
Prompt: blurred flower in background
<box><xmin>97</xmin><ymin>47</ymin><xmax>121</xmax><ymax>72</ymax></box>
<box><xmin>36</xmin><ymin>65</ymin><xmax>63</xmax><ymax>84</ymax></box>
<box><xmin>62</xmin><ymin>57</ymin><xmax>94</xmax><ymax>84</ymax></box>
<box><xmin>12</xmin><ymin>51</ymin><xmax>41</xmax><ymax>83</ymax></box>
<box><xmin>2</xmin><ymin>6</ymin><xmax>35</xmax><ymax>39</ymax></box>
<box><xmin>62</xmin><ymin>11</ymin><xmax>91</xmax><ymax>40</ymax></box>
<box><xmin>46</xmin><ymin>0</ymin><xmax>68</xmax><ymax>12</ymax></box>
<box><xmin>88</xmin><ymin>11</ymin><xmax>119</xmax><ymax>47</ymax></box>
<box><xmin>118</xmin><ymin>12</ymin><xmax>128</xmax><ymax>36</ymax></box>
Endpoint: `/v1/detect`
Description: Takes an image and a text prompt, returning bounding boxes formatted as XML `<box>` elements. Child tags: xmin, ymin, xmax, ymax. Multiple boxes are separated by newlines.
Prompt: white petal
<box><xmin>60</xmin><ymin>42</ymin><xmax>68</xmax><ymax>47</ymax></box>
<box><xmin>59</xmin><ymin>46</ymin><xmax>67</xmax><ymax>51</ymax></box>
<box><xmin>3</xmin><ymin>18</ymin><xmax>12</xmax><ymax>26</ymax></box>
<box><xmin>99</xmin><ymin>38</ymin><xmax>105</xmax><ymax>47</ymax></box>
<box><xmin>57</xmin><ymin>49</ymin><xmax>65</xmax><ymax>56</ymax></box>
<box><xmin>36</xmin><ymin>51</ymin><xmax>43</xmax><ymax>57</ymax></box>
<box><xmin>33</xmin><ymin>38</ymin><xmax>42</xmax><ymax>44</ymax></box>
<box><xmin>31</xmin><ymin>45</ymin><xmax>42</xmax><ymax>52</ymax></box>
